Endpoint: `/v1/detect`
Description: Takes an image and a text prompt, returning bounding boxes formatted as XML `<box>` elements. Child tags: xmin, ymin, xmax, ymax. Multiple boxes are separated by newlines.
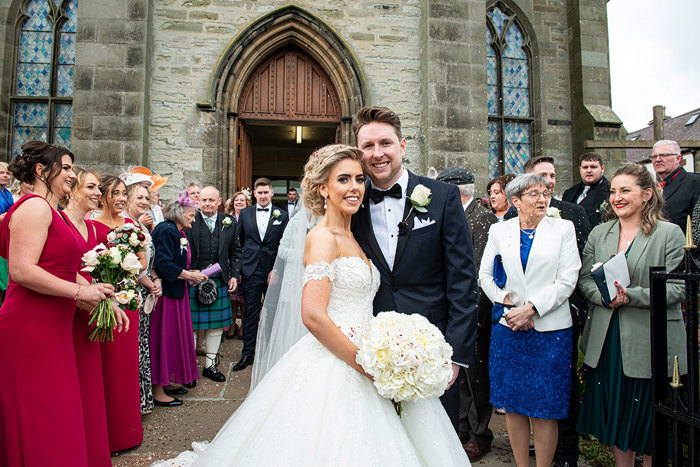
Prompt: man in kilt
<box><xmin>185</xmin><ymin>186</ymin><xmax>243</xmax><ymax>382</ymax></box>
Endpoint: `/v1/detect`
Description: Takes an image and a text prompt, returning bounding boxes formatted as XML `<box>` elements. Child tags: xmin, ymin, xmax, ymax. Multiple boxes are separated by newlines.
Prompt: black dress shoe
<box><xmin>203</xmin><ymin>364</ymin><xmax>226</xmax><ymax>382</ymax></box>
<box><xmin>233</xmin><ymin>355</ymin><xmax>254</xmax><ymax>371</ymax></box>
<box><xmin>153</xmin><ymin>398</ymin><xmax>183</xmax><ymax>407</ymax></box>
<box><xmin>184</xmin><ymin>381</ymin><xmax>197</xmax><ymax>389</ymax></box>
<box><xmin>164</xmin><ymin>386</ymin><xmax>188</xmax><ymax>395</ymax></box>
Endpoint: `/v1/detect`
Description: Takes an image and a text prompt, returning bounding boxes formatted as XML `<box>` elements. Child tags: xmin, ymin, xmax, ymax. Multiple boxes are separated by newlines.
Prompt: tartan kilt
<box><xmin>188</xmin><ymin>274</ymin><xmax>232</xmax><ymax>330</ymax></box>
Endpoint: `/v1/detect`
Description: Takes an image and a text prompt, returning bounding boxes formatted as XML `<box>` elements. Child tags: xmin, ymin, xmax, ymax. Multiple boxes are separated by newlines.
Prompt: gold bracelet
<box><xmin>74</xmin><ymin>285</ymin><xmax>81</xmax><ymax>302</ymax></box>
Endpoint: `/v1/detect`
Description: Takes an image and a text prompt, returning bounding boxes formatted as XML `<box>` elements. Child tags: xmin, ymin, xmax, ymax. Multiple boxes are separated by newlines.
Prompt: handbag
<box><xmin>491</xmin><ymin>254</ymin><xmax>509</xmax><ymax>324</ymax></box>
<box><xmin>197</xmin><ymin>279</ymin><xmax>218</xmax><ymax>305</ymax></box>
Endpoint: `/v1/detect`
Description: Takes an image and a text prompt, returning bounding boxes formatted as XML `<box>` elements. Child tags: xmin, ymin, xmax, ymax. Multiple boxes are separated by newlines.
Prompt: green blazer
<box><xmin>579</xmin><ymin>219</ymin><xmax>687</xmax><ymax>379</ymax></box>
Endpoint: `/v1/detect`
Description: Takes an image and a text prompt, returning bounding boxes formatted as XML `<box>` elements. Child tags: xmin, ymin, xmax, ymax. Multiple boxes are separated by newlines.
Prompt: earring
<box><xmin>323</xmin><ymin>196</ymin><xmax>327</xmax><ymax>210</ymax></box>
<box><xmin>361</xmin><ymin>203</ymin><xmax>365</xmax><ymax>208</ymax></box>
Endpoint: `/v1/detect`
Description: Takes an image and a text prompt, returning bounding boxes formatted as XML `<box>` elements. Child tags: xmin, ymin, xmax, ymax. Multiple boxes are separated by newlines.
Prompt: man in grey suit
<box><xmin>437</xmin><ymin>166</ymin><xmax>497</xmax><ymax>462</ymax></box>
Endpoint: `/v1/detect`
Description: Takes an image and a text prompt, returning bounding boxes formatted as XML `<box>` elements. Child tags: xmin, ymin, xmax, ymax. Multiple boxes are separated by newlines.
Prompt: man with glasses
<box><xmin>651</xmin><ymin>139</ymin><xmax>700</xmax><ymax>233</ymax></box>
<box><xmin>509</xmin><ymin>156</ymin><xmax>590</xmax><ymax>467</ymax></box>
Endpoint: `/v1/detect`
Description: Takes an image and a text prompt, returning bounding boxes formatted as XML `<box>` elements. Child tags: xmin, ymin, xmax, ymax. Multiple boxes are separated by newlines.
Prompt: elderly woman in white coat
<box><xmin>479</xmin><ymin>173</ymin><xmax>581</xmax><ymax>467</ymax></box>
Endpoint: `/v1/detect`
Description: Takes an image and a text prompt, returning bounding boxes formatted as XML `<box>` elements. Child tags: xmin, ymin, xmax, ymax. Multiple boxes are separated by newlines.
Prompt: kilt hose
<box><xmin>189</xmin><ymin>274</ymin><xmax>232</xmax><ymax>330</ymax></box>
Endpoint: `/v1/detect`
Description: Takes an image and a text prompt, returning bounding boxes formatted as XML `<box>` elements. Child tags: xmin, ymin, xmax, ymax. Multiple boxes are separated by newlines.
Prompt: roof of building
<box><xmin>625</xmin><ymin>107</ymin><xmax>700</xmax><ymax>163</ymax></box>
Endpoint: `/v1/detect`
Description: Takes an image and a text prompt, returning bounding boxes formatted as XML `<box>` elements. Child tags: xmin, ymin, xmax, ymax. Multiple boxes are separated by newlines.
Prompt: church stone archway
<box><xmin>205</xmin><ymin>6</ymin><xmax>366</xmax><ymax>196</ymax></box>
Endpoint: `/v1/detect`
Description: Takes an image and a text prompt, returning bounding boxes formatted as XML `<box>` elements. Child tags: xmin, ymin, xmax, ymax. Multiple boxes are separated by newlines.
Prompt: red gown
<box><xmin>73</xmin><ymin>219</ymin><xmax>112</xmax><ymax>465</ymax></box>
<box><xmin>0</xmin><ymin>194</ymin><xmax>88</xmax><ymax>466</ymax></box>
<box><xmin>94</xmin><ymin>219</ymin><xmax>143</xmax><ymax>452</ymax></box>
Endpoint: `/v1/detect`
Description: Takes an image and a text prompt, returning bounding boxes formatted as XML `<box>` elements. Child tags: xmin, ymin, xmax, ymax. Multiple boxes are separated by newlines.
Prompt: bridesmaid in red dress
<box><xmin>93</xmin><ymin>174</ymin><xmax>144</xmax><ymax>452</ymax></box>
<box><xmin>64</xmin><ymin>167</ymin><xmax>112</xmax><ymax>466</ymax></box>
<box><xmin>0</xmin><ymin>141</ymin><xmax>117</xmax><ymax>467</ymax></box>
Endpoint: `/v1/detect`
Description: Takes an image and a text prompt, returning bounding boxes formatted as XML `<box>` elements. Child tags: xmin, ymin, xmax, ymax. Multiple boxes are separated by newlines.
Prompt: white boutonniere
<box><xmin>399</xmin><ymin>184</ymin><xmax>432</xmax><ymax>236</ymax></box>
<box><xmin>409</xmin><ymin>184</ymin><xmax>432</xmax><ymax>213</ymax></box>
<box><xmin>272</xmin><ymin>209</ymin><xmax>281</xmax><ymax>219</ymax></box>
<box><xmin>180</xmin><ymin>237</ymin><xmax>189</xmax><ymax>253</ymax></box>
<box><xmin>222</xmin><ymin>217</ymin><xmax>233</xmax><ymax>229</ymax></box>
<box><xmin>546</xmin><ymin>207</ymin><xmax>561</xmax><ymax>218</ymax></box>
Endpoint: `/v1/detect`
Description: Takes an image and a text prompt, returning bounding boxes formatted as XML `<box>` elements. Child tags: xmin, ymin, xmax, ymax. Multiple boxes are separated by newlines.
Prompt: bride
<box><xmin>162</xmin><ymin>145</ymin><xmax>469</xmax><ymax>466</ymax></box>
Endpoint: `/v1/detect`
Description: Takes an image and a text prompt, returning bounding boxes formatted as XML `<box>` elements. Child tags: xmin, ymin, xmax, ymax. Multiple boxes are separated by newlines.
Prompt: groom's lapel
<box><xmin>394</xmin><ymin>171</ymin><xmax>418</xmax><ymax>268</ymax></box>
<box><xmin>361</xmin><ymin>182</ymin><xmax>391</xmax><ymax>274</ymax></box>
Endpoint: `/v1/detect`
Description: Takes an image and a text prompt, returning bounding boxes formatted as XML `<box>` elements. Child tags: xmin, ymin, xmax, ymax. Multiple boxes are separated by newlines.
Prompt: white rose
<box><xmin>410</xmin><ymin>184</ymin><xmax>431</xmax><ymax>206</ymax></box>
<box><xmin>120</xmin><ymin>252</ymin><xmax>142</xmax><ymax>276</ymax></box>
<box><xmin>81</xmin><ymin>249</ymin><xmax>99</xmax><ymax>267</ymax></box>
<box><xmin>128</xmin><ymin>232</ymin><xmax>140</xmax><ymax>247</ymax></box>
<box><xmin>108</xmin><ymin>247</ymin><xmax>122</xmax><ymax>265</ymax></box>
<box><xmin>114</xmin><ymin>290</ymin><xmax>130</xmax><ymax>305</ymax></box>
<box><xmin>106</xmin><ymin>232</ymin><xmax>116</xmax><ymax>242</ymax></box>
<box><xmin>121</xmin><ymin>223</ymin><xmax>135</xmax><ymax>231</ymax></box>
<box><xmin>546</xmin><ymin>207</ymin><xmax>561</xmax><ymax>218</ymax></box>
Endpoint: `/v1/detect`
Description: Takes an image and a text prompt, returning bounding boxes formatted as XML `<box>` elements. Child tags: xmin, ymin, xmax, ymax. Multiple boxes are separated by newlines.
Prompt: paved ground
<box><xmin>112</xmin><ymin>337</ymin><xmax>587</xmax><ymax>466</ymax></box>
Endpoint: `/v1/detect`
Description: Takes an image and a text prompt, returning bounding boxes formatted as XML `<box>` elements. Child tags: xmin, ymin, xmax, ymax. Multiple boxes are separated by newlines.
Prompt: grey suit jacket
<box><xmin>579</xmin><ymin>220</ymin><xmax>687</xmax><ymax>378</ymax></box>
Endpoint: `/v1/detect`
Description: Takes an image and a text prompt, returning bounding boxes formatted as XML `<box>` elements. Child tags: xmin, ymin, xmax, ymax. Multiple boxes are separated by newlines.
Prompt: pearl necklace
<box><xmin>520</xmin><ymin>227</ymin><xmax>536</xmax><ymax>239</ymax></box>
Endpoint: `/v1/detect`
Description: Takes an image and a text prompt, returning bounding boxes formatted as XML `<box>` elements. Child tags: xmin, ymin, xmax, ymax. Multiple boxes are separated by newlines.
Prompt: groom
<box><xmin>350</xmin><ymin>106</ymin><xmax>478</xmax><ymax>429</ymax></box>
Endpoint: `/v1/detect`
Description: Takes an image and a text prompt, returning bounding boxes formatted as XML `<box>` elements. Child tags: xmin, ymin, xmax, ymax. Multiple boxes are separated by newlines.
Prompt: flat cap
<box><xmin>436</xmin><ymin>166</ymin><xmax>474</xmax><ymax>185</ymax></box>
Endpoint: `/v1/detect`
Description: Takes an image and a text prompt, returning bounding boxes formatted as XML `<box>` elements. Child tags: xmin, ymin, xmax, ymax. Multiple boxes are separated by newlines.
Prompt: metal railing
<box><xmin>650</xmin><ymin>218</ymin><xmax>700</xmax><ymax>466</ymax></box>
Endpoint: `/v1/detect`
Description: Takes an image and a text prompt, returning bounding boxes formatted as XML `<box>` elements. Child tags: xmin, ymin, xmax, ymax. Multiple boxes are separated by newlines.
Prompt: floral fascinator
<box><xmin>176</xmin><ymin>189</ymin><xmax>196</xmax><ymax>207</ymax></box>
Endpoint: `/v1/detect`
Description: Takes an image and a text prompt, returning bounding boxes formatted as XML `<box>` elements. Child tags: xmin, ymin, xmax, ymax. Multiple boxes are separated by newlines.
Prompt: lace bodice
<box><xmin>303</xmin><ymin>257</ymin><xmax>380</xmax><ymax>337</ymax></box>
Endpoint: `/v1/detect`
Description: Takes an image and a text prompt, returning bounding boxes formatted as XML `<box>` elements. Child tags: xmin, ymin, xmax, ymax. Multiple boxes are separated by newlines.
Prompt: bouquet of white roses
<box><xmin>105</xmin><ymin>222</ymin><xmax>151</xmax><ymax>252</ymax></box>
<box><xmin>81</xmin><ymin>242</ymin><xmax>142</xmax><ymax>342</ymax></box>
<box><xmin>114</xmin><ymin>277</ymin><xmax>143</xmax><ymax>311</ymax></box>
<box><xmin>355</xmin><ymin>311</ymin><xmax>454</xmax><ymax>416</ymax></box>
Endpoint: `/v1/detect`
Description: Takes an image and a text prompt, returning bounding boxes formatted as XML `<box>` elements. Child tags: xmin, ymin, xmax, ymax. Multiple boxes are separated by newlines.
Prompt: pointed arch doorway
<box><xmin>236</xmin><ymin>47</ymin><xmax>341</xmax><ymax>199</ymax></box>
<box><xmin>210</xmin><ymin>6</ymin><xmax>366</xmax><ymax>198</ymax></box>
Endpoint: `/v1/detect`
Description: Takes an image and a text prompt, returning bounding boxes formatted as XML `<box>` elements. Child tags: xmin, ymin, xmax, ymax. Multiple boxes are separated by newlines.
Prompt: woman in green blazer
<box><xmin>577</xmin><ymin>163</ymin><xmax>687</xmax><ymax>466</ymax></box>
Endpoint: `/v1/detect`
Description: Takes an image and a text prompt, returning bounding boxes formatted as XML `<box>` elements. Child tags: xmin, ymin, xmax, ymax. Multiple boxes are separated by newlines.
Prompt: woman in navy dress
<box><xmin>479</xmin><ymin>173</ymin><xmax>581</xmax><ymax>467</ymax></box>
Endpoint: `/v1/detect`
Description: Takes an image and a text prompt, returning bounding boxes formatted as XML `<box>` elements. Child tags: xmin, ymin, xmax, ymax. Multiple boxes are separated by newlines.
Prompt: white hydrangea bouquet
<box><xmin>81</xmin><ymin>242</ymin><xmax>142</xmax><ymax>342</ymax></box>
<box><xmin>355</xmin><ymin>311</ymin><xmax>454</xmax><ymax>416</ymax></box>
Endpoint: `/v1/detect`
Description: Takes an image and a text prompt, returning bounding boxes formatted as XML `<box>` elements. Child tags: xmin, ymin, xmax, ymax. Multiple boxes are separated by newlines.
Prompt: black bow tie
<box><xmin>257</xmin><ymin>207</ymin><xmax>269</xmax><ymax>212</ymax></box>
<box><xmin>369</xmin><ymin>184</ymin><xmax>402</xmax><ymax>204</ymax></box>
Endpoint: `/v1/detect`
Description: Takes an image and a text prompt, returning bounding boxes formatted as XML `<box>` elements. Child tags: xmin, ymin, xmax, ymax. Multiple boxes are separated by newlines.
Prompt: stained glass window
<box><xmin>10</xmin><ymin>0</ymin><xmax>76</xmax><ymax>158</ymax></box>
<box><xmin>486</xmin><ymin>3</ymin><xmax>533</xmax><ymax>178</ymax></box>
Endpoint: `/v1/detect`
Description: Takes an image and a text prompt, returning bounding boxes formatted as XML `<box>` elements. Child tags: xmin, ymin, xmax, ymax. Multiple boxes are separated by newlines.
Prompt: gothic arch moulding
<box><xmin>203</xmin><ymin>5</ymin><xmax>367</xmax><ymax>194</ymax></box>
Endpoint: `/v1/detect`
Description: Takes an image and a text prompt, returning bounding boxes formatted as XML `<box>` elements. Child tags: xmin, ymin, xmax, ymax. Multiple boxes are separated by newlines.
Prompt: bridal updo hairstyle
<box><xmin>301</xmin><ymin>144</ymin><xmax>364</xmax><ymax>216</ymax></box>
<box><xmin>8</xmin><ymin>141</ymin><xmax>74</xmax><ymax>191</ymax></box>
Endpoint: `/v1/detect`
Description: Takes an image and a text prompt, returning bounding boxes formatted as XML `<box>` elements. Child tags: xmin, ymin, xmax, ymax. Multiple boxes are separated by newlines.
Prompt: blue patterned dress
<box><xmin>488</xmin><ymin>230</ymin><xmax>572</xmax><ymax>419</ymax></box>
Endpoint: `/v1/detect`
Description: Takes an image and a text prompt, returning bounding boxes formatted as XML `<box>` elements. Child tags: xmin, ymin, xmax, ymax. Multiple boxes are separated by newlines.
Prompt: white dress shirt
<box><xmin>255</xmin><ymin>204</ymin><xmax>271</xmax><ymax>239</ymax></box>
<box><xmin>287</xmin><ymin>201</ymin><xmax>296</xmax><ymax>216</ymax></box>
<box><xmin>202</xmin><ymin>212</ymin><xmax>217</xmax><ymax>230</ymax></box>
<box><xmin>369</xmin><ymin>169</ymin><xmax>409</xmax><ymax>270</ymax></box>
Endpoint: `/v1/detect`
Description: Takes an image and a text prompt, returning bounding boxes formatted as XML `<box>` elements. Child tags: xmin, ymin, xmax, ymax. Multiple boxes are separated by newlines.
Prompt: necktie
<box><xmin>576</xmin><ymin>185</ymin><xmax>591</xmax><ymax>204</ymax></box>
<box><xmin>257</xmin><ymin>207</ymin><xmax>269</xmax><ymax>211</ymax></box>
<box><xmin>369</xmin><ymin>184</ymin><xmax>402</xmax><ymax>204</ymax></box>
<box><xmin>205</xmin><ymin>217</ymin><xmax>214</xmax><ymax>233</ymax></box>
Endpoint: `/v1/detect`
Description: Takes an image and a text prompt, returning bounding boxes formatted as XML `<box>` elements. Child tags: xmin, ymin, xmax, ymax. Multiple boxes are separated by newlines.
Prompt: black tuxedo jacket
<box><xmin>351</xmin><ymin>171</ymin><xmax>479</xmax><ymax>366</ymax></box>
<box><xmin>562</xmin><ymin>177</ymin><xmax>611</xmax><ymax>228</ymax></box>
<box><xmin>152</xmin><ymin>220</ymin><xmax>189</xmax><ymax>299</ymax></box>
<box><xmin>661</xmin><ymin>168</ymin><xmax>700</xmax><ymax>234</ymax></box>
<box><xmin>238</xmin><ymin>205</ymin><xmax>288</xmax><ymax>278</ymax></box>
<box><xmin>185</xmin><ymin>212</ymin><xmax>242</xmax><ymax>283</ymax></box>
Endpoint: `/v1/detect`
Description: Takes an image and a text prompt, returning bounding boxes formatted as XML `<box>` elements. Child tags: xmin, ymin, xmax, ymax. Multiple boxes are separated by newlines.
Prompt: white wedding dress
<box><xmin>160</xmin><ymin>257</ymin><xmax>469</xmax><ymax>467</ymax></box>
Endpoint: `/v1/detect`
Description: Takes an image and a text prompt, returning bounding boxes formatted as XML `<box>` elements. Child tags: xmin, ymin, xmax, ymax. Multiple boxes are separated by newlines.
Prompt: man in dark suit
<box><xmin>652</xmin><ymin>139</ymin><xmax>700</xmax><ymax>234</ymax></box>
<box><xmin>562</xmin><ymin>152</ymin><xmax>611</xmax><ymax>228</ymax></box>
<box><xmin>234</xmin><ymin>177</ymin><xmax>289</xmax><ymax>371</ymax></box>
<box><xmin>437</xmin><ymin>166</ymin><xmax>497</xmax><ymax>461</ymax></box>
<box><xmin>276</xmin><ymin>187</ymin><xmax>298</xmax><ymax>217</ymax></box>
<box><xmin>185</xmin><ymin>186</ymin><xmax>242</xmax><ymax>382</ymax></box>
<box><xmin>350</xmin><ymin>106</ymin><xmax>479</xmax><ymax>431</ymax></box>
<box><xmin>520</xmin><ymin>155</ymin><xmax>591</xmax><ymax>467</ymax></box>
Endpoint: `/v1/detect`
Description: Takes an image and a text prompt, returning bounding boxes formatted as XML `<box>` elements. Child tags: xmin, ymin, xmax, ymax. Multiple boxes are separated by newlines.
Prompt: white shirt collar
<box><xmin>370</xmin><ymin>168</ymin><xmax>408</xmax><ymax>196</ymax></box>
<box><xmin>462</xmin><ymin>197</ymin><xmax>473</xmax><ymax>210</ymax></box>
<box><xmin>202</xmin><ymin>212</ymin><xmax>217</xmax><ymax>222</ymax></box>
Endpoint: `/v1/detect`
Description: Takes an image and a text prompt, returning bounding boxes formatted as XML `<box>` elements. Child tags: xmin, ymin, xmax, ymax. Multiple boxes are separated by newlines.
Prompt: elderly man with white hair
<box><xmin>651</xmin><ymin>139</ymin><xmax>700</xmax><ymax>233</ymax></box>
